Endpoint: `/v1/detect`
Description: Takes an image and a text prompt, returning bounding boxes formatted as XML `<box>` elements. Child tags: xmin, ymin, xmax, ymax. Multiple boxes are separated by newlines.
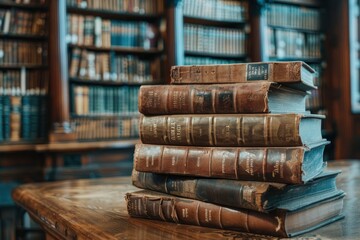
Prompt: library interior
<box><xmin>1</xmin><ymin>0</ymin><xmax>360</xmax><ymax>239</ymax></box>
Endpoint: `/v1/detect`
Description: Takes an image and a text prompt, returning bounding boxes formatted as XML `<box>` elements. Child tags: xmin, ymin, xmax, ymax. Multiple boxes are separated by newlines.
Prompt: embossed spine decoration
<box><xmin>139</xmin><ymin>114</ymin><xmax>304</xmax><ymax>147</ymax></box>
<box><xmin>138</xmin><ymin>82</ymin><xmax>273</xmax><ymax>115</ymax></box>
<box><xmin>133</xmin><ymin>144</ymin><xmax>304</xmax><ymax>183</ymax></box>
<box><xmin>126</xmin><ymin>191</ymin><xmax>288</xmax><ymax>237</ymax></box>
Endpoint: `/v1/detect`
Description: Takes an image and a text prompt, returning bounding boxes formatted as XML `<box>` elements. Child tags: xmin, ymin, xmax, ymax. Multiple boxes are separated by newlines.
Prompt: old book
<box><xmin>134</xmin><ymin>141</ymin><xmax>327</xmax><ymax>184</ymax></box>
<box><xmin>139</xmin><ymin>113</ymin><xmax>324</xmax><ymax>147</ymax></box>
<box><xmin>132</xmin><ymin>170</ymin><xmax>341</xmax><ymax>212</ymax></box>
<box><xmin>126</xmin><ymin>190</ymin><xmax>344</xmax><ymax>238</ymax></box>
<box><xmin>170</xmin><ymin>61</ymin><xmax>316</xmax><ymax>91</ymax></box>
<box><xmin>139</xmin><ymin>82</ymin><xmax>308</xmax><ymax>115</ymax></box>
<box><xmin>10</xmin><ymin>96</ymin><xmax>21</xmax><ymax>141</ymax></box>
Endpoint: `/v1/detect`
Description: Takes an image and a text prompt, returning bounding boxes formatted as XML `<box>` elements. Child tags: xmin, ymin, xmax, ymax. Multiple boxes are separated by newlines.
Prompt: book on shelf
<box><xmin>66</xmin><ymin>0</ymin><xmax>163</xmax><ymax>15</ymax></box>
<box><xmin>0</xmin><ymin>40</ymin><xmax>48</xmax><ymax>65</ymax></box>
<box><xmin>132</xmin><ymin>170</ymin><xmax>341</xmax><ymax>212</ymax></box>
<box><xmin>0</xmin><ymin>9</ymin><xmax>47</xmax><ymax>35</ymax></box>
<box><xmin>69</xmin><ymin>48</ymin><xmax>160</xmax><ymax>84</ymax></box>
<box><xmin>71</xmin><ymin>85</ymin><xmax>139</xmax><ymax>116</ymax></box>
<box><xmin>67</xmin><ymin>14</ymin><xmax>159</xmax><ymax>49</ymax></box>
<box><xmin>139</xmin><ymin>113</ymin><xmax>324</xmax><ymax>147</ymax></box>
<box><xmin>0</xmin><ymin>69</ymin><xmax>47</xmax><ymax>142</ymax></box>
<box><xmin>139</xmin><ymin>82</ymin><xmax>308</xmax><ymax>115</ymax></box>
<box><xmin>71</xmin><ymin>116</ymin><xmax>139</xmax><ymax>140</ymax></box>
<box><xmin>126</xmin><ymin>190</ymin><xmax>345</xmax><ymax>238</ymax></box>
<box><xmin>133</xmin><ymin>141</ymin><xmax>328</xmax><ymax>184</ymax></box>
<box><xmin>184</xmin><ymin>23</ymin><xmax>247</xmax><ymax>56</ymax></box>
<box><xmin>183</xmin><ymin>0</ymin><xmax>248</xmax><ymax>22</ymax></box>
<box><xmin>170</xmin><ymin>61</ymin><xmax>316</xmax><ymax>91</ymax></box>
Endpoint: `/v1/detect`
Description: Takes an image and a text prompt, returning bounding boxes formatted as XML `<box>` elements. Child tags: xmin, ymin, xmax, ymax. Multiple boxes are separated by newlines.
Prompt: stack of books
<box><xmin>126</xmin><ymin>62</ymin><xmax>345</xmax><ymax>238</ymax></box>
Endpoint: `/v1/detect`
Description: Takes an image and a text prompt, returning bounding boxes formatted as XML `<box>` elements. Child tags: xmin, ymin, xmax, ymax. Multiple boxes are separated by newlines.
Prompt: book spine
<box><xmin>126</xmin><ymin>192</ymin><xmax>288</xmax><ymax>237</ymax></box>
<box><xmin>3</xmin><ymin>95</ymin><xmax>11</xmax><ymax>141</ymax></box>
<box><xmin>170</xmin><ymin>62</ymin><xmax>302</xmax><ymax>84</ymax></box>
<box><xmin>134</xmin><ymin>144</ymin><xmax>304</xmax><ymax>183</ymax></box>
<box><xmin>0</xmin><ymin>95</ymin><xmax>3</xmax><ymax>141</ymax></box>
<box><xmin>21</xmin><ymin>95</ymin><xmax>31</xmax><ymax>140</ymax></box>
<box><xmin>132</xmin><ymin>170</ymin><xmax>270</xmax><ymax>211</ymax></box>
<box><xmin>10</xmin><ymin>96</ymin><xmax>21</xmax><ymax>141</ymax></box>
<box><xmin>139</xmin><ymin>83</ymin><xmax>271</xmax><ymax>115</ymax></box>
<box><xmin>139</xmin><ymin>114</ymin><xmax>303</xmax><ymax>147</ymax></box>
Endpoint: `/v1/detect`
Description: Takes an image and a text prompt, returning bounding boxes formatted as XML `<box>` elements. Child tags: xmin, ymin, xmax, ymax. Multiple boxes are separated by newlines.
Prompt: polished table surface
<box><xmin>12</xmin><ymin>161</ymin><xmax>360</xmax><ymax>240</ymax></box>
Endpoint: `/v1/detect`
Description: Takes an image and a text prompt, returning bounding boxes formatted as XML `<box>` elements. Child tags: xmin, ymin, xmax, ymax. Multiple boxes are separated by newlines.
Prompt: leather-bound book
<box><xmin>138</xmin><ymin>82</ymin><xmax>308</xmax><ymax>115</ymax></box>
<box><xmin>139</xmin><ymin>113</ymin><xmax>324</xmax><ymax>147</ymax></box>
<box><xmin>170</xmin><ymin>61</ymin><xmax>316</xmax><ymax>91</ymax></box>
<box><xmin>132</xmin><ymin>170</ymin><xmax>341</xmax><ymax>212</ymax></box>
<box><xmin>126</xmin><ymin>190</ymin><xmax>344</xmax><ymax>238</ymax></box>
<box><xmin>133</xmin><ymin>141</ymin><xmax>327</xmax><ymax>184</ymax></box>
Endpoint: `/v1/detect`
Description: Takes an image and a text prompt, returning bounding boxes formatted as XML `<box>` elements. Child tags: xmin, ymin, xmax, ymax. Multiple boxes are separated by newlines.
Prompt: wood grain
<box><xmin>12</xmin><ymin>161</ymin><xmax>359</xmax><ymax>240</ymax></box>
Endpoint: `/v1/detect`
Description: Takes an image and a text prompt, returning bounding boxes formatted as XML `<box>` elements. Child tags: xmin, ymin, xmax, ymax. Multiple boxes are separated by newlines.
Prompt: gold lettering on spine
<box><xmin>182</xmin><ymin>208</ymin><xmax>189</xmax><ymax>218</ymax></box>
<box><xmin>245</xmin><ymin>152</ymin><xmax>254</xmax><ymax>176</ymax></box>
<box><xmin>204</xmin><ymin>209</ymin><xmax>212</xmax><ymax>222</ymax></box>
<box><xmin>170</xmin><ymin>121</ymin><xmax>176</xmax><ymax>141</ymax></box>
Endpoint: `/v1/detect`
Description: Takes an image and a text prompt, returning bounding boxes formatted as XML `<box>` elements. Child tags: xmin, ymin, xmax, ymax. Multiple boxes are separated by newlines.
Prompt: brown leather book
<box><xmin>139</xmin><ymin>113</ymin><xmax>324</xmax><ymax>147</ymax></box>
<box><xmin>133</xmin><ymin>141</ymin><xmax>327</xmax><ymax>184</ymax></box>
<box><xmin>170</xmin><ymin>61</ymin><xmax>316</xmax><ymax>91</ymax></box>
<box><xmin>138</xmin><ymin>82</ymin><xmax>307</xmax><ymax>115</ymax></box>
<box><xmin>126</xmin><ymin>190</ymin><xmax>344</xmax><ymax>238</ymax></box>
<box><xmin>132</xmin><ymin>170</ymin><xmax>341</xmax><ymax>212</ymax></box>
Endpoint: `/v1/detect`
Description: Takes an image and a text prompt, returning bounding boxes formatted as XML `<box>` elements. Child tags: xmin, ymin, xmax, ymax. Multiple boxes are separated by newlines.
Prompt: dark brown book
<box><xmin>126</xmin><ymin>190</ymin><xmax>344</xmax><ymax>238</ymax></box>
<box><xmin>132</xmin><ymin>170</ymin><xmax>342</xmax><ymax>212</ymax></box>
<box><xmin>139</xmin><ymin>114</ymin><xmax>324</xmax><ymax>147</ymax></box>
<box><xmin>170</xmin><ymin>61</ymin><xmax>316</xmax><ymax>91</ymax></box>
<box><xmin>139</xmin><ymin>82</ymin><xmax>307</xmax><ymax>115</ymax></box>
<box><xmin>133</xmin><ymin>141</ymin><xmax>327</xmax><ymax>184</ymax></box>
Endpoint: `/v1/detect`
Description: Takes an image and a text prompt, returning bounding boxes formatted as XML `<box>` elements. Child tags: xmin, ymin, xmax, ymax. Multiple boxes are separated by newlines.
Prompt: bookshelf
<box><xmin>64</xmin><ymin>0</ymin><xmax>164</xmax><ymax>143</ymax></box>
<box><xmin>0</xmin><ymin>1</ymin><xmax>49</xmax><ymax>145</ymax></box>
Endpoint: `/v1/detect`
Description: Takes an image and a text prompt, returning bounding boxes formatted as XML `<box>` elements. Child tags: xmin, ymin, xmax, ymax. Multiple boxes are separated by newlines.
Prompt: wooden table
<box><xmin>12</xmin><ymin>161</ymin><xmax>360</xmax><ymax>240</ymax></box>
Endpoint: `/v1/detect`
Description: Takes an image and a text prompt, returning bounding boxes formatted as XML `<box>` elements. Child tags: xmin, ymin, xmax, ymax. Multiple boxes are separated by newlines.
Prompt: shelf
<box><xmin>267</xmin><ymin>25</ymin><xmax>322</xmax><ymax>34</ymax></box>
<box><xmin>0</xmin><ymin>64</ymin><xmax>48</xmax><ymax>70</ymax></box>
<box><xmin>267</xmin><ymin>0</ymin><xmax>323</xmax><ymax>8</ymax></box>
<box><xmin>268</xmin><ymin>57</ymin><xmax>323</xmax><ymax>63</ymax></box>
<box><xmin>184</xmin><ymin>16</ymin><xmax>248</xmax><ymax>28</ymax></box>
<box><xmin>68</xmin><ymin>44</ymin><xmax>163</xmax><ymax>56</ymax></box>
<box><xmin>67</xmin><ymin>7</ymin><xmax>163</xmax><ymax>22</ymax></box>
<box><xmin>71</xmin><ymin>113</ymin><xmax>140</xmax><ymax>119</ymax></box>
<box><xmin>0</xmin><ymin>33</ymin><xmax>47</xmax><ymax>41</ymax></box>
<box><xmin>185</xmin><ymin>51</ymin><xmax>248</xmax><ymax>60</ymax></box>
<box><xmin>0</xmin><ymin>2</ymin><xmax>48</xmax><ymax>10</ymax></box>
<box><xmin>35</xmin><ymin>139</ymin><xmax>140</xmax><ymax>152</ymax></box>
<box><xmin>69</xmin><ymin>78</ymin><xmax>158</xmax><ymax>86</ymax></box>
<box><xmin>0</xmin><ymin>141</ymin><xmax>45</xmax><ymax>152</ymax></box>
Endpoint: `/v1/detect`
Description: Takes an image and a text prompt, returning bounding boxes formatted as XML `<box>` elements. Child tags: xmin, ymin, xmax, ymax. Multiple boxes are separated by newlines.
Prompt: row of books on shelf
<box><xmin>183</xmin><ymin>0</ymin><xmax>248</xmax><ymax>22</ymax></box>
<box><xmin>69</xmin><ymin>48</ymin><xmax>160</xmax><ymax>84</ymax></box>
<box><xmin>66</xmin><ymin>14</ymin><xmax>158</xmax><ymax>49</ymax></box>
<box><xmin>184</xmin><ymin>24</ymin><xmax>248</xmax><ymax>56</ymax></box>
<box><xmin>66</xmin><ymin>0</ymin><xmax>163</xmax><ymax>14</ymax></box>
<box><xmin>266</xmin><ymin>3</ymin><xmax>322</xmax><ymax>31</ymax></box>
<box><xmin>126</xmin><ymin>62</ymin><xmax>344</xmax><ymax>238</ymax></box>
<box><xmin>184</xmin><ymin>56</ymin><xmax>239</xmax><ymax>65</ymax></box>
<box><xmin>267</xmin><ymin>28</ymin><xmax>322</xmax><ymax>59</ymax></box>
<box><xmin>0</xmin><ymin>94</ymin><xmax>47</xmax><ymax>142</ymax></box>
<box><xmin>71</xmin><ymin>116</ymin><xmax>139</xmax><ymax>140</ymax></box>
<box><xmin>0</xmin><ymin>9</ymin><xmax>47</xmax><ymax>36</ymax></box>
<box><xmin>71</xmin><ymin>85</ymin><xmax>139</xmax><ymax>116</ymax></box>
<box><xmin>0</xmin><ymin>69</ymin><xmax>48</xmax><ymax>94</ymax></box>
<box><xmin>0</xmin><ymin>40</ymin><xmax>47</xmax><ymax>65</ymax></box>
<box><xmin>5</xmin><ymin>0</ymin><xmax>47</xmax><ymax>4</ymax></box>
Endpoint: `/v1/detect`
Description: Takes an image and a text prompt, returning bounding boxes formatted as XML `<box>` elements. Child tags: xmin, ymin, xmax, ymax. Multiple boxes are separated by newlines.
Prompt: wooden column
<box><xmin>166</xmin><ymin>0</ymin><xmax>184</xmax><ymax>83</ymax></box>
<box><xmin>49</xmin><ymin>0</ymin><xmax>75</xmax><ymax>142</ymax></box>
<box><xmin>249</xmin><ymin>0</ymin><xmax>266</xmax><ymax>62</ymax></box>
